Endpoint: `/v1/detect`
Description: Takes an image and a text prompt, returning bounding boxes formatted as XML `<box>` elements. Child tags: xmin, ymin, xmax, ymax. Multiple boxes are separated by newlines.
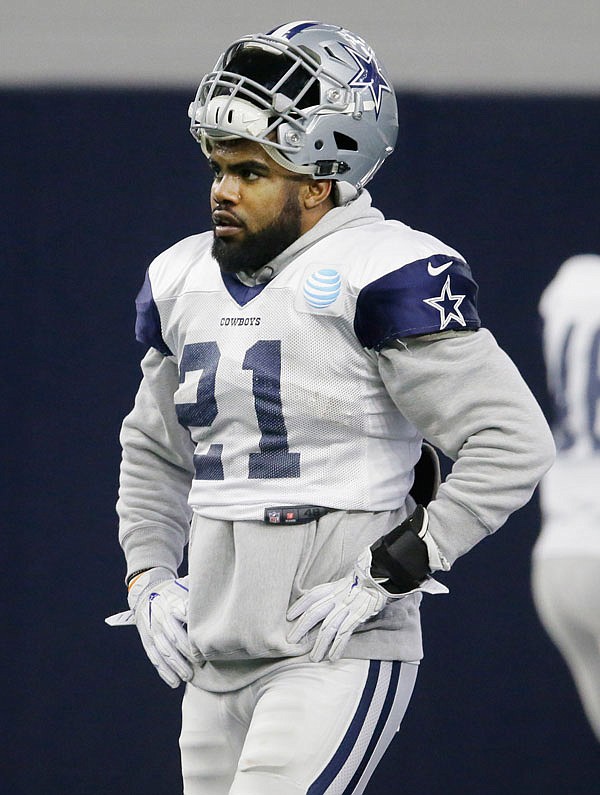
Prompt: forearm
<box><xmin>117</xmin><ymin>348</ymin><xmax>196</xmax><ymax>581</ymax></box>
<box><xmin>118</xmin><ymin>432</ymin><xmax>193</xmax><ymax>580</ymax></box>
<box><xmin>379</xmin><ymin>329</ymin><xmax>556</xmax><ymax>567</ymax></box>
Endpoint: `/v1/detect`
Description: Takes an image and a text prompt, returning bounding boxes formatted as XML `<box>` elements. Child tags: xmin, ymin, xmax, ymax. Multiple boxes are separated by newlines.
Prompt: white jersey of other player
<box><xmin>534</xmin><ymin>254</ymin><xmax>600</xmax><ymax>559</ymax></box>
<box><xmin>136</xmin><ymin>210</ymin><xmax>479</xmax><ymax>521</ymax></box>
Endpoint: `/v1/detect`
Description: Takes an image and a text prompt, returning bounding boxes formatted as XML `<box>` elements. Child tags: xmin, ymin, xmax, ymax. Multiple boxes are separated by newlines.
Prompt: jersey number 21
<box><xmin>175</xmin><ymin>340</ymin><xmax>301</xmax><ymax>480</ymax></box>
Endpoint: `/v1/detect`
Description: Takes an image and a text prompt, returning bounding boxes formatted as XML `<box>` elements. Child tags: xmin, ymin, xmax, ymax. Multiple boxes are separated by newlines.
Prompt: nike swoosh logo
<box><xmin>427</xmin><ymin>260</ymin><xmax>453</xmax><ymax>276</ymax></box>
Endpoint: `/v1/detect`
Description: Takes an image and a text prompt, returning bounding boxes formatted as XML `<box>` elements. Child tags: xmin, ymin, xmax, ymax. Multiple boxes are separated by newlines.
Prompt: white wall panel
<box><xmin>1</xmin><ymin>0</ymin><xmax>598</xmax><ymax>91</ymax></box>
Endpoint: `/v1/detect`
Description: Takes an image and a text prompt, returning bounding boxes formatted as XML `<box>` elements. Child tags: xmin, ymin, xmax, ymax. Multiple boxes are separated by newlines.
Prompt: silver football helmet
<box><xmin>188</xmin><ymin>21</ymin><xmax>398</xmax><ymax>191</ymax></box>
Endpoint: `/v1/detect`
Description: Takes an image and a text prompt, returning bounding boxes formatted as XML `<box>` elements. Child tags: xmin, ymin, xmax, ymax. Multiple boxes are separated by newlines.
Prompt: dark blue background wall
<box><xmin>4</xmin><ymin>89</ymin><xmax>600</xmax><ymax>793</ymax></box>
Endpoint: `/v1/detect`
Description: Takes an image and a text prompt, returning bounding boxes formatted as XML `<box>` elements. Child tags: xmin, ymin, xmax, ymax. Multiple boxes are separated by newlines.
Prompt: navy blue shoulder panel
<box><xmin>134</xmin><ymin>269</ymin><xmax>173</xmax><ymax>356</ymax></box>
<box><xmin>354</xmin><ymin>254</ymin><xmax>481</xmax><ymax>350</ymax></box>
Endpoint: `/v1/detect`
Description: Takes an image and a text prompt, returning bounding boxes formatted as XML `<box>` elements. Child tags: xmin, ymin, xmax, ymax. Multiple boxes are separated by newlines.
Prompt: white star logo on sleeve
<box><xmin>423</xmin><ymin>275</ymin><xmax>467</xmax><ymax>330</ymax></box>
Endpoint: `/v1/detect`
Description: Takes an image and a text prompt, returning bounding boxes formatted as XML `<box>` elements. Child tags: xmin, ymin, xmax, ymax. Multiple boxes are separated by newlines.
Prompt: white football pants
<box><xmin>532</xmin><ymin>556</ymin><xmax>600</xmax><ymax>742</ymax></box>
<box><xmin>179</xmin><ymin>658</ymin><xmax>418</xmax><ymax>795</ymax></box>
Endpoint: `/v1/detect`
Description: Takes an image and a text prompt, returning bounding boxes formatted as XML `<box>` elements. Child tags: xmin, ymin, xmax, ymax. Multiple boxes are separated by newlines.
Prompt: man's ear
<box><xmin>302</xmin><ymin>179</ymin><xmax>333</xmax><ymax>209</ymax></box>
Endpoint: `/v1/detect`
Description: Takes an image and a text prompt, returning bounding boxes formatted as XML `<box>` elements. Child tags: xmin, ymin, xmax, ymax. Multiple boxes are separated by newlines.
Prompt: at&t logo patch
<box><xmin>303</xmin><ymin>269</ymin><xmax>342</xmax><ymax>308</ymax></box>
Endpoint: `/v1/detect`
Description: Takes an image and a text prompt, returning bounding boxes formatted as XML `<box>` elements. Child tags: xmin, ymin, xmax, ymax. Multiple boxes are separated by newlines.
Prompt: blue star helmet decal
<box><xmin>340</xmin><ymin>42</ymin><xmax>392</xmax><ymax>118</ymax></box>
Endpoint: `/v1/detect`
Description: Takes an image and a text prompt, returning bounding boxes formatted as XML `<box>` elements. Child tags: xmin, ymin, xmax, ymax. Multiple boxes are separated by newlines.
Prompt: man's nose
<box><xmin>212</xmin><ymin>173</ymin><xmax>241</xmax><ymax>204</ymax></box>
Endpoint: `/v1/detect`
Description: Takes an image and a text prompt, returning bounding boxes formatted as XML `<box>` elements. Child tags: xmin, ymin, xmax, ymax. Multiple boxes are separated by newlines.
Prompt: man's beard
<box><xmin>212</xmin><ymin>191</ymin><xmax>302</xmax><ymax>275</ymax></box>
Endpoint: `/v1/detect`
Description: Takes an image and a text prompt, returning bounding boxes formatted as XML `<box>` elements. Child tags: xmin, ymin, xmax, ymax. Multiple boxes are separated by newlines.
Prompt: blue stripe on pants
<box><xmin>342</xmin><ymin>661</ymin><xmax>401</xmax><ymax>794</ymax></box>
<box><xmin>307</xmin><ymin>661</ymin><xmax>402</xmax><ymax>795</ymax></box>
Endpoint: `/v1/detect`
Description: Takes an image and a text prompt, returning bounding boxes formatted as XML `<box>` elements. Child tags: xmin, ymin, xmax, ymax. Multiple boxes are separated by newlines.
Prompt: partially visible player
<box><xmin>532</xmin><ymin>254</ymin><xmax>600</xmax><ymax>742</ymax></box>
<box><xmin>106</xmin><ymin>20</ymin><xmax>555</xmax><ymax>794</ymax></box>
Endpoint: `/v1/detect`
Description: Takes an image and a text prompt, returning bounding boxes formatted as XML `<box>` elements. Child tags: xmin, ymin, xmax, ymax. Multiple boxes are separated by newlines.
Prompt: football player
<box><xmin>107</xmin><ymin>21</ymin><xmax>555</xmax><ymax>794</ymax></box>
<box><xmin>532</xmin><ymin>254</ymin><xmax>600</xmax><ymax>742</ymax></box>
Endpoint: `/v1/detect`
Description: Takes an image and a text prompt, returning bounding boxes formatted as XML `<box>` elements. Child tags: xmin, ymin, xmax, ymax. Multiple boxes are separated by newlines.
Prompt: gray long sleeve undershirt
<box><xmin>378</xmin><ymin>329</ymin><xmax>556</xmax><ymax>566</ymax></box>
<box><xmin>117</xmin><ymin>349</ymin><xmax>195</xmax><ymax>581</ymax></box>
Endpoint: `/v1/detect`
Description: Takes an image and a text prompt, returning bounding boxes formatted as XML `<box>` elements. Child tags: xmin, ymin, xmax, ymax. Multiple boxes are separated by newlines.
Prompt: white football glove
<box><xmin>105</xmin><ymin>567</ymin><xmax>194</xmax><ymax>688</ymax></box>
<box><xmin>287</xmin><ymin>547</ymin><xmax>448</xmax><ymax>663</ymax></box>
